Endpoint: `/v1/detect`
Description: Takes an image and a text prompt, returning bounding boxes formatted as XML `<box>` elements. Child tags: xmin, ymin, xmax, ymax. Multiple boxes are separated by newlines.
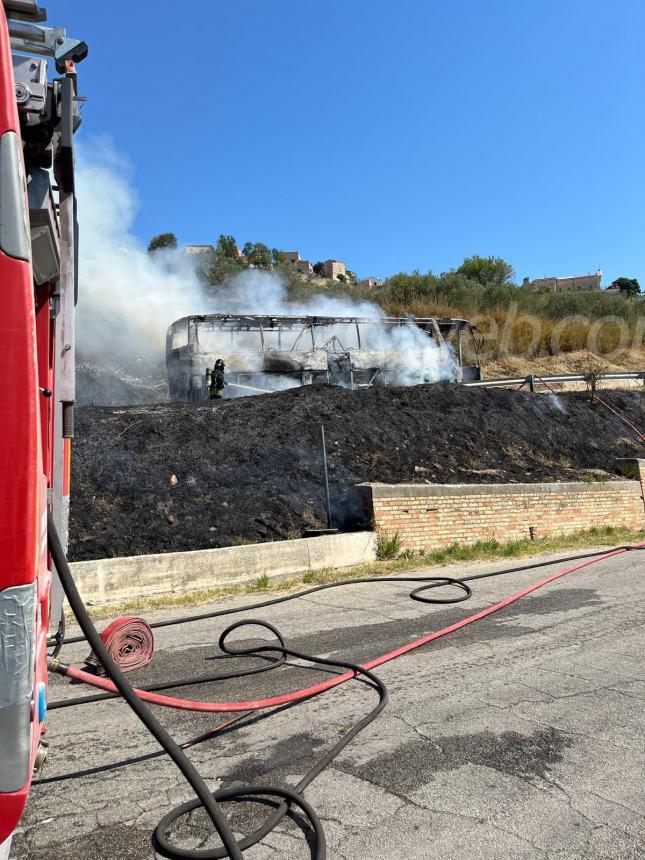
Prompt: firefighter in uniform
<box><xmin>209</xmin><ymin>359</ymin><xmax>226</xmax><ymax>399</ymax></box>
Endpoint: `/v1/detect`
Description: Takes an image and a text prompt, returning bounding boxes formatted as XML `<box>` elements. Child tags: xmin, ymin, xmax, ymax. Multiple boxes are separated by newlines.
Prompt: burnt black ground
<box><xmin>69</xmin><ymin>384</ymin><xmax>644</xmax><ymax>560</ymax></box>
<box><xmin>76</xmin><ymin>358</ymin><xmax>168</xmax><ymax>407</ymax></box>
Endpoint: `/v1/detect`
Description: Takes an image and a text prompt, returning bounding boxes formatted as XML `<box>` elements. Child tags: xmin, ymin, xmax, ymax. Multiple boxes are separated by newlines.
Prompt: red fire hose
<box><xmin>592</xmin><ymin>393</ymin><xmax>645</xmax><ymax>442</ymax></box>
<box><xmin>85</xmin><ymin>616</ymin><xmax>154</xmax><ymax>673</ymax></box>
<box><xmin>60</xmin><ymin>544</ymin><xmax>640</xmax><ymax>712</ymax></box>
<box><xmin>47</xmin><ymin>513</ymin><xmax>644</xmax><ymax>860</ymax></box>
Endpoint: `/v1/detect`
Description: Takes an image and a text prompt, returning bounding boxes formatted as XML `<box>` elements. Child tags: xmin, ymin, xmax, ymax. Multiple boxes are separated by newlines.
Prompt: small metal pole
<box><xmin>321</xmin><ymin>425</ymin><xmax>333</xmax><ymax>529</ymax></box>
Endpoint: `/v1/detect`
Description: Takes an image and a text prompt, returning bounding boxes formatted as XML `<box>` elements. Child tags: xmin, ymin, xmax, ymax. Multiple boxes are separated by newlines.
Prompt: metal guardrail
<box><xmin>463</xmin><ymin>371</ymin><xmax>645</xmax><ymax>389</ymax></box>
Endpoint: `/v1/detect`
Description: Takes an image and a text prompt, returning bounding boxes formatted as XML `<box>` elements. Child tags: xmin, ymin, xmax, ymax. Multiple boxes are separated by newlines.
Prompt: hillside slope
<box><xmin>69</xmin><ymin>385</ymin><xmax>644</xmax><ymax>560</ymax></box>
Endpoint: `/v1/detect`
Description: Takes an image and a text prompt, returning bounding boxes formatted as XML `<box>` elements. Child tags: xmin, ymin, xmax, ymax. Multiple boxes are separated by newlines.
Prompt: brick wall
<box><xmin>356</xmin><ymin>460</ymin><xmax>645</xmax><ymax>551</ymax></box>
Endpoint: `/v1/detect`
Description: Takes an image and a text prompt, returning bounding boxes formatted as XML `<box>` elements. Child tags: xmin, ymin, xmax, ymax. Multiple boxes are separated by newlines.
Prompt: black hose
<box><xmin>48</xmin><ymin>514</ymin><xmax>386</xmax><ymax>859</ymax></box>
<box><xmin>151</xmin><ymin>619</ymin><xmax>387</xmax><ymax>860</ymax></box>
<box><xmin>48</xmin><ymin>512</ymin><xmax>244</xmax><ymax>860</ymax></box>
<box><xmin>49</xmin><ymin>605</ymin><xmax>66</xmax><ymax>659</ymax></box>
<box><xmin>48</xmin><ymin>520</ymin><xmax>643</xmax><ymax>858</ymax></box>
<box><xmin>55</xmin><ymin>544</ymin><xmax>640</xmax><ymax>648</ymax></box>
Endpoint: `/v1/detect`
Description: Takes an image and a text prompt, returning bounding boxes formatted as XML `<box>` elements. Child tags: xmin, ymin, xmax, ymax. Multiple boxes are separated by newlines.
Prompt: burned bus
<box><xmin>165</xmin><ymin>314</ymin><xmax>482</xmax><ymax>402</ymax></box>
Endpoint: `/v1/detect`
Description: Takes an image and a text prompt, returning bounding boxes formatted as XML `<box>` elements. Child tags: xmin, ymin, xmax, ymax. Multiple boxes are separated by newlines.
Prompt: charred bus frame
<box><xmin>166</xmin><ymin>314</ymin><xmax>482</xmax><ymax>402</ymax></box>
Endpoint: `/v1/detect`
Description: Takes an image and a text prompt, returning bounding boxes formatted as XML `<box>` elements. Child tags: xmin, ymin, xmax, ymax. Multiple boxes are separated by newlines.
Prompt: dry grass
<box><xmin>481</xmin><ymin>349</ymin><xmax>645</xmax><ymax>378</ymax></box>
<box><xmin>385</xmin><ymin>301</ymin><xmax>645</xmax><ymax>361</ymax></box>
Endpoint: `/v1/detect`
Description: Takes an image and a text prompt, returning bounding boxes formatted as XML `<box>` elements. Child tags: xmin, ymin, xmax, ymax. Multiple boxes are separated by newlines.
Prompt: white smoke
<box><xmin>209</xmin><ymin>269</ymin><xmax>457</xmax><ymax>389</ymax></box>
<box><xmin>211</xmin><ymin>267</ymin><xmax>380</xmax><ymax>319</ymax></box>
<box><xmin>75</xmin><ymin>139</ymin><xmax>211</xmax><ymax>367</ymax></box>
<box><xmin>547</xmin><ymin>392</ymin><xmax>567</xmax><ymax>414</ymax></box>
<box><xmin>75</xmin><ymin>140</ymin><xmax>456</xmax><ymax>395</ymax></box>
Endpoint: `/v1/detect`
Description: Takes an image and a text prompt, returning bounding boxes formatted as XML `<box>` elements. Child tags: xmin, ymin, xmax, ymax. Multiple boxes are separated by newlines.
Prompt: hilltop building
<box><xmin>522</xmin><ymin>270</ymin><xmax>602</xmax><ymax>292</ymax></box>
<box><xmin>282</xmin><ymin>251</ymin><xmax>313</xmax><ymax>275</ymax></box>
<box><xmin>323</xmin><ymin>259</ymin><xmax>347</xmax><ymax>281</ymax></box>
<box><xmin>183</xmin><ymin>243</ymin><xmax>364</xmax><ymax>283</ymax></box>
<box><xmin>185</xmin><ymin>244</ymin><xmax>215</xmax><ymax>256</ymax></box>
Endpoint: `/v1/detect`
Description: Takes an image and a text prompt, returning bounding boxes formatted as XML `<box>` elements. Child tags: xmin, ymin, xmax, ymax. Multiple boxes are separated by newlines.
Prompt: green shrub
<box><xmin>376</xmin><ymin>532</ymin><xmax>403</xmax><ymax>560</ymax></box>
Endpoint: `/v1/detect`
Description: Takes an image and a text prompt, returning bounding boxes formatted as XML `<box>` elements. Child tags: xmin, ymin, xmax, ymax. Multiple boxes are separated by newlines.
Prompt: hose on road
<box><xmin>83</xmin><ymin>615</ymin><xmax>154</xmax><ymax>673</ymax></box>
<box><xmin>47</xmin><ymin>514</ymin><xmax>644</xmax><ymax>858</ymax></box>
<box><xmin>48</xmin><ymin>514</ymin><xmax>385</xmax><ymax>860</ymax></box>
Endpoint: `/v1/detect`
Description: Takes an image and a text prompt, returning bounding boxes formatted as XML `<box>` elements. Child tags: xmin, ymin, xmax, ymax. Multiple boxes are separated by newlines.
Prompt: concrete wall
<box><xmin>70</xmin><ymin>531</ymin><xmax>376</xmax><ymax>605</ymax></box>
<box><xmin>357</xmin><ymin>461</ymin><xmax>645</xmax><ymax>551</ymax></box>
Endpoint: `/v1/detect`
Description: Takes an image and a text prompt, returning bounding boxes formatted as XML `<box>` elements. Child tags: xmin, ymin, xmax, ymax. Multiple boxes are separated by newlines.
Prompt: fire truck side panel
<box><xmin>0</xmin><ymin>8</ymin><xmax>44</xmax><ymax>844</ymax></box>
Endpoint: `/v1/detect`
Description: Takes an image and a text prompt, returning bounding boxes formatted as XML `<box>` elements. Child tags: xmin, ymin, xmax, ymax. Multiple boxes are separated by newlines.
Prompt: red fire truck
<box><xmin>0</xmin><ymin>1</ymin><xmax>87</xmax><ymax>853</ymax></box>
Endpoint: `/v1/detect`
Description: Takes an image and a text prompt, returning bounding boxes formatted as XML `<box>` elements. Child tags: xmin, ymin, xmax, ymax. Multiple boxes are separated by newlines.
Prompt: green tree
<box><xmin>242</xmin><ymin>241</ymin><xmax>273</xmax><ymax>269</ymax></box>
<box><xmin>456</xmin><ymin>255</ymin><xmax>515</xmax><ymax>286</ymax></box>
<box><xmin>272</xmin><ymin>248</ymin><xmax>290</xmax><ymax>265</ymax></box>
<box><xmin>215</xmin><ymin>234</ymin><xmax>240</xmax><ymax>259</ymax></box>
<box><xmin>609</xmin><ymin>277</ymin><xmax>640</xmax><ymax>297</ymax></box>
<box><xmin>205</xmin><ymin>234</ymin><xmax>245</xmax><ymax>287</ymax></box>
<box><xmin>313</xmin><ymin>261</ymin><xmax>326</xmax><ymax>277</ymax></box>
<box><xmin>147</xmin><ymin>232</ymin><xmax>178</xmax><ymax>254</ymax></box>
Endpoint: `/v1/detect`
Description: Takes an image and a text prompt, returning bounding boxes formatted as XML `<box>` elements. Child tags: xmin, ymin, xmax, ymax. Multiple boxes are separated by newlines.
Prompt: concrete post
<box><xmin>616</xmin><ymin>459</ymin><xmax>645</xmax><ymax>514</ymax></box>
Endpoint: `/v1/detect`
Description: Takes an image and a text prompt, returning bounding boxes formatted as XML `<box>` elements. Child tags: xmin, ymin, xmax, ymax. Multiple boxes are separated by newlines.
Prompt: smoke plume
<box><xmin>75</xmin><ymin>139</ymin><xmax>210</xmax><ymax>367</ymax></box>
<box><xmin>75</xmin><ymin>140</ymin><xmax>456</xmax><ymax>397</ymax></box>
<box><xmin>197</xmin><ymin>269</ymin><xmax>457</xmax><ymax>390</ymax></box>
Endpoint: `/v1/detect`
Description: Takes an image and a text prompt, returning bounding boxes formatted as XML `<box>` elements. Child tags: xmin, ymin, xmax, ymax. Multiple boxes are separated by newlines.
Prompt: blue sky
<box><xmin>51</xmin><ymin>0</ymin><xmax>645</xmax><ymax>285</ymax></box>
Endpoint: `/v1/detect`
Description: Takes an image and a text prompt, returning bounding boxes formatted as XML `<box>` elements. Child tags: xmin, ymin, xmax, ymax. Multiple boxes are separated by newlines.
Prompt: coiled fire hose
<box><xmin>84</xmin><ymin>616</ymin><xmax>154</xmax><ymax>673</ymax></box>
<box><xmin>47</xmin><ymin>512</ymin><xmax>644</xmax><ymax>858</ymax></box>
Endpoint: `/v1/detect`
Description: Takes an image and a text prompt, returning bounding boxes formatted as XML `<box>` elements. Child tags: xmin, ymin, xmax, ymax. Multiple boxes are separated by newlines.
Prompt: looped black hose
<box><xmin>218</xmin><ymin>619</ymin><xmax>286</xmax><ymax>656</ymax></box>
<box><xmin>49</xmin><ymin>512</ymin><xmax>387</xmax><ymax>860</ymax></box>
<box><xmin>410</xmin><ymin>577</ymin><xmax>472</xmax><ymax>603</ymax></box>
<box><xmin>152</xmin><ymin>634</ymin><xmax>387</xmax><ymax>860</ymax></box>
<box><xmin>155</xmin><ymin>786</ymin><xmax>326</xmax><ymax>860</ymax></box>
<box><xmin>47</xmin><ymin>513</ymin><xmax>244</xmax><ymax>860</ymax></box>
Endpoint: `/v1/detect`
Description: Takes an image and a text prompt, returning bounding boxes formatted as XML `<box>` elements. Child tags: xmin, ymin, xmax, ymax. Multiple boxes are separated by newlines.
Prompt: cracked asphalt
<box><xmin>11</xmin><ymin>547</ymin><xmax>645</xmax><ymax>859</ymax></box>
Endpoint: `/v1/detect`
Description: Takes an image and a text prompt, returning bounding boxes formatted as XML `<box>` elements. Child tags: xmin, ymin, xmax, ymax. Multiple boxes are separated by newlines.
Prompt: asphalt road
<box><xmin>11</xmin><ymin>547</ymin><xmax>645</xmax><ymax>860</ymax></box>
